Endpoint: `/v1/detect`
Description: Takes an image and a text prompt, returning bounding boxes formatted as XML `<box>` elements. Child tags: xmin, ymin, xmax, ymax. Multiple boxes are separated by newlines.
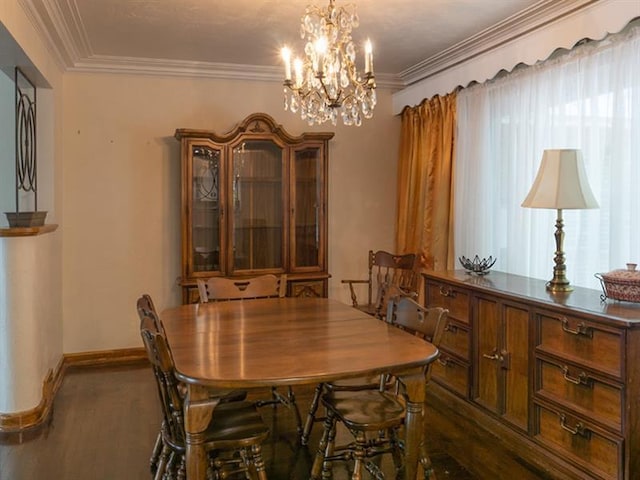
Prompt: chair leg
<box><xmin>301</xmin><ymin>383</ymin><xmax>324</xmax><ymax>445</ymax></box>
<box><xmin>256</xmin><ymin>386</ymin><xmax>303</xmax><ymax>434</ymax></box>
<box><xmin>249</xmin><ymin>443</ymin><xmax>268</xmax><ymax>480</ymax></box>
<box><xmin>154</xmin><ymin>444</ymin><xmax>171</xmax><ymax>480</ymax></box>
<box><xmin>311</xmin><ymin>409</ymin><xmax>337</xmax><ymax>480</ymax></box>
<box><xmin>419</xmin><ymin>442</ymin><xmax>437</xmax><ymax>480</ymax></box>
<box><xmin>351</xmin><ymin>430</ymin><xmax>366</xmax><ymax>480</ymax></box>
<box><xmin>389</xmin><ymin>428</ymin><xmax>405</xmax><ymax>480</ymax></box>
<box><xmin>176</xmin><ymin>455</ymin><xmax>186</xmax><ymax>480</ymax></box>
<box><xmin>321</xmin><ymin>413</ymin><xmax>338</xmax><ymax>480</ymax></box>
<box><xmin>150</xmin><ymin>431</ymin><xmax>163</xmax><ymax>474</ymax></box>
<box><xmin>162</xmin><ymin>450</ymin><xmax>176</xmax><ymax>480</ymax></box>
<box><xmin>286</xmin><ymin>386</ymin><xmax>303</xmax><ymax>435</ymax></box>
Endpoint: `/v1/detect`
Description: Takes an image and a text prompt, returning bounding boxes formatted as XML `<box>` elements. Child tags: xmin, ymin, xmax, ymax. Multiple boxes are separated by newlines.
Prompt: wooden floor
<box><xmin>0</xmin><ymin>364</ymin><xmax>477</xmax><ymax>480</ymax></box>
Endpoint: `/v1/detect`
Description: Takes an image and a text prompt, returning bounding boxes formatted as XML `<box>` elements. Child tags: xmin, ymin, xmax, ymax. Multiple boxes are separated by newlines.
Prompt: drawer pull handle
<box><xmin>439</xmin><ymin>286</ymin><xmax>456</xmax><ymax>298</ymax></box>
<box><xmin>483</xmin><ymin>351</ymin><xmax>501</xmax><ymax>361</ymax></box>
<box><xmin>562</xmin><ymin>366</ymin><xmax>593</xmax><ymax>388</ymax></box>
<box><xmin>444</xmin><ymin>323</ymin><xmax>458</xmax><ymax>334</ymax></box>
<box><xmin>561</xmin><ymin>318</ymin><xmax>593</xmax><ymax>338</ymax></box>
<box><xmin>559</xmin><ymin>414</ymin><xmax>591</xmax><ymax>439</ymax></box>
<box><xmin>436</xmin><ymin>357</ymin><xmax>451</xmax><ymax>367</ymax></box>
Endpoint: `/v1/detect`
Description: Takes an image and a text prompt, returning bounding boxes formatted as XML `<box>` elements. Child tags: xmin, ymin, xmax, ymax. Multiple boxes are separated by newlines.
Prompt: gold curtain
<box><xmin>396</xmin><ymin>92</ymin><xmax>457</xmax><ymax>272</ymax></box>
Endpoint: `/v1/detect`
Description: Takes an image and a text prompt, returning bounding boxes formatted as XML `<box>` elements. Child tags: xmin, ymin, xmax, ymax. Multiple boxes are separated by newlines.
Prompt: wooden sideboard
<box><xmin>423</xmin><ymin>270</ymin><xmax>640</xmax><ymax>480</ymax></box>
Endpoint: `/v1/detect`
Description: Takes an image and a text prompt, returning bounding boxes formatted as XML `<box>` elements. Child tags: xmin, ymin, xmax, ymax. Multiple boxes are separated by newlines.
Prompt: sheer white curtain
<box><xmin>455</xmin><ymin>25</ymin><xmax>640</xmax><ymax>290</ymax></box>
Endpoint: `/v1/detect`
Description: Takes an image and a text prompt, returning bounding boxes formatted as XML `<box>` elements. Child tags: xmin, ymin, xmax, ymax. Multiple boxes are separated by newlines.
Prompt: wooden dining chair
<box><xmin>195</xmin><ymin>275</ymin><xmax>303</xmax><ymax>434</ymax></box>
<box><xmin>136</xmin><ymin>294</ymin><xmax>248</xmax><ymax>476</ymax></box>
<box><xmin>310</xmin><ymin>297</ymin><xmax>449</xmax><ymax>480</ymax></box>
<box><xmin>341</xmin><ymin>250</ymin><xmax>418</xmax><ymax>319</ymax></box>
<box><xmin>300</xmin><ymin>303</ymin><xmax>396</xmax><ymax>445</ymax></box>
<box><xmin>197</xmin><ymin>273</ymin><xmax>287</xmax><ymax>302</ymax></box>
<box><xmin>139</xmin><ymin>310</ymin><xmax>270</xmax><ymax>480</ymax></box>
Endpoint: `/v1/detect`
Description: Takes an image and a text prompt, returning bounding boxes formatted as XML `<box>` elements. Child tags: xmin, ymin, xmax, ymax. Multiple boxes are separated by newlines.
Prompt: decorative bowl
<box><xmin>459</xmin><ymin>255</ymin><xmax>497</xmax><ymax>275</ymax></box>
<box><xmin>4</xmin><ymin>211</ymin><xmax>47</xmax><ymax>228</ymax></box>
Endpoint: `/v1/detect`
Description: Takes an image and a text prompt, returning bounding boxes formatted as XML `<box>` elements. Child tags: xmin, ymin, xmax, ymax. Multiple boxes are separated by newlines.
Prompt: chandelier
<box><xmin>281</xmin><ymin>0</ymin><xmax>376</xmax><ymax>127</ymax></box>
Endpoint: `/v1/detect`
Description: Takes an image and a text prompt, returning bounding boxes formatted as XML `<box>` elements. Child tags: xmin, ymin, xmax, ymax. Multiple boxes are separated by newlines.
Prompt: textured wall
<box><xmin>60</xmin><ymin>73</ymin><xmax>400</xmax><ymax>353</ymax></box>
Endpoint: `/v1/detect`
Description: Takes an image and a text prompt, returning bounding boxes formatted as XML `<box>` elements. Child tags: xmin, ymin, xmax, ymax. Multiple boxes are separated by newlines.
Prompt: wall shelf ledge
<box><xmin>0</xmin><ymin>224</ymin><xmax>58</xmax><ymax>238</ymax></box>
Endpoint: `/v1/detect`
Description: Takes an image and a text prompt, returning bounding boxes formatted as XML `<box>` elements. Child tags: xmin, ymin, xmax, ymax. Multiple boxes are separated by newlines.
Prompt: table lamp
<box><xmin>521</xmin><ymin>149</ymin><xmax>598</xmax><ymax>292</ymax></box>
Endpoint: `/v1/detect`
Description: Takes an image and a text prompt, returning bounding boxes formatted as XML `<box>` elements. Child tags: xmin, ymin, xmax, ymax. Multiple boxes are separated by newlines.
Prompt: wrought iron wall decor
<box><xmin>4</xmin><ymin>67</ymin><xmax>46</xmax><ymax>227</ymax></box>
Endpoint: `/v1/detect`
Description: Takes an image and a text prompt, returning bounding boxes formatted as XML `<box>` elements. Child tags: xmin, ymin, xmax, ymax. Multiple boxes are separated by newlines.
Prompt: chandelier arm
<box><xmin>316</xmin><ymin>73</ymin><xmax>343</xmax><ymax>107</ymax></box>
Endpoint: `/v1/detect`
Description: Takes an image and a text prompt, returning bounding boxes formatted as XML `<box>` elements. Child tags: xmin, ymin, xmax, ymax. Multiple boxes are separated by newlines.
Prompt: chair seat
<box><xmin>321</xmin><ymin>390</ymin><xmax>405</xmax><ymax>431</ymax></box>
<box><xmin>203</xmin><ymin>401</ymin><xmax>270</xmax><ymax>449</ymax></box>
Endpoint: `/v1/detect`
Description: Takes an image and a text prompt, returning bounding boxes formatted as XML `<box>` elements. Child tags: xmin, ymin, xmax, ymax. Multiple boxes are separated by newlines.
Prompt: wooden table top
<box><xmin>160</xmin><ymin>297</ymin><xmax>439</xmax><ymax>389</ymax></box>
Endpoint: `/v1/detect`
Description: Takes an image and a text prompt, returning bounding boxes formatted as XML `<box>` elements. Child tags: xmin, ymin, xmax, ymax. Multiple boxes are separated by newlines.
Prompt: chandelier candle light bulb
<box><xmin>280</xmin><ymin>0</ymin><xmax>377</xmax><ymax>126</ymax></box>
<box><xmin>365</xmin><ymin>39</ymin><xmax>372</xmax><ymax>74</ymax></box>
<box><xmin>282</xmin><ymin>47</ymin><xmax>292</xmax><ymax>81</ymax></box>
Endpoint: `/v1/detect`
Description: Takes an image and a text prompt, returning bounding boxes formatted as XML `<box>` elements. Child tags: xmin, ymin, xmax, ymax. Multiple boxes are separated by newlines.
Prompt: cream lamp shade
<box><xmin>521</xmin><ymin>149</ymin><xmax>598</xmax><ymax>209</ymax></box>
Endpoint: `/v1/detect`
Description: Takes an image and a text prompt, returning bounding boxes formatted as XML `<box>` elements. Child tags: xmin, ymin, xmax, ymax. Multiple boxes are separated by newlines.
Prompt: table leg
<box><xmin>398</xmin><ymin>371</ymin><xmax>426</xmax><ymax>480</ymax></box>
<box><xmin>184</xmin><ymin>385</ymin><xmax>219</xmax><ymax>480</ymax></box>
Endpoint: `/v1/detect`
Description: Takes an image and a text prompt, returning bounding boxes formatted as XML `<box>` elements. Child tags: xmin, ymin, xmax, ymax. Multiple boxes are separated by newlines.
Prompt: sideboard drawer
<box><xmin>440</xmin><ymin>321</ymin><xmax>470</xmax><ymax>360</ymax></box>
<box><xmin>535</xmin><ymin>402</ymin><xmax>622</xmax><ymax>480</ymax></box>
<box><xmin>425</xmin><ymin>282</ymin><xmax>470</xmax><ymax>324</ymax></box>
<box><xmin>432</xmin><ymin>353</ymin><xmax>469</xmax><ymax>398</ymax></box>
<box><xmin>536</xmin><ymin>312</ymin><xmax>623</xmax><ymax>378</ymax></box>
<box><xmin>536</xmin><ymin>357</ymin><xmax>622</xmax><ymax>432</ymax></box>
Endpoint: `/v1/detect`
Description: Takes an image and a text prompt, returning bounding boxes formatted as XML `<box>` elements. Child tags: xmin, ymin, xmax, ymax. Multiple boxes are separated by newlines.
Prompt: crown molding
<box><xmin>66</xmin><ymin>55</ymin><xmax>404</xmax><ymax>88</ymax></box>
<box><xmin>23</xmin><ymin>0</ymin><xmax>89</xmax><ymax>66</ymax></box>
<box><xmin>20</xmin><ymin>0</ymin><xmax>403</xmax><ymax>88</ymax></box>
<box><xmin>399</xmin><ymin>0</ymin><xmax>598</xmax><ymax>86</ymax></box>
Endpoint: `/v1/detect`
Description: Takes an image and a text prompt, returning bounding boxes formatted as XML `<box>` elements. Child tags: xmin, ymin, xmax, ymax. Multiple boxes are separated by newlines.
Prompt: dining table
<box><xmin>159</xmin><ymin>296</ymin><xmax>440</xmax><ymax>480</ymax></box>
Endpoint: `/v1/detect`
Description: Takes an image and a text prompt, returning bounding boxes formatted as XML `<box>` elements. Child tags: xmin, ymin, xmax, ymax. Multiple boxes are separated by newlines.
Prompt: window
<box><xmin>455</xmin><ymin>24</ymin><xmax>640</xmax><ymax>290</ymax></box>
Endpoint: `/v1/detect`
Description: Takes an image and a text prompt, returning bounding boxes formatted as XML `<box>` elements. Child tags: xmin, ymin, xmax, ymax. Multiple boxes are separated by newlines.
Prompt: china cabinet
<box><xmin>424</xmin><ymin>270</ymin><xmax>640</xmax><ymax>480</ymax></box>
<box><xmin>175</xmin><ymin>113</ymin><xmax>333</xmax><ymax>303</ymax></box>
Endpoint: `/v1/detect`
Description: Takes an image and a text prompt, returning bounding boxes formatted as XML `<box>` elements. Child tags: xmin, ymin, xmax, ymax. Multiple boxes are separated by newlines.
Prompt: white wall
<box><xmin>61</xmin><ymin>73</ymin><xmax>399</xmax><ymax>353</ymax></box>
<box><xmin>0</xmin><ymin>3</ymin><xmax>64</xmax><ymax>413</ymax></box>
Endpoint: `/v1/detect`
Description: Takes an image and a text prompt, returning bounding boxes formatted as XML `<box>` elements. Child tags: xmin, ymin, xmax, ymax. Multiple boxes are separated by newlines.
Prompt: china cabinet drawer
<box><xmin>440</xmin><ymin>321</ymin><xmax>469</xmax><ymax>360</ymax></box>
<box><xmin>432</xmin><ymin>353</ymin><xmax>469</xmax><ymax>397</ymax></box>
<box><xmin>425</xmin><ymin>281</ymin><xmax>470</xmax><ymax>324</ymax></box>
<box><xmin>289</xmin><ymin>280</ymin><xmax>325</xmax><ymax>298</ymax></box>
<box><xmin>535</xmin><ymin>402</ymin><xmax>622</xmax><ymax>480</ymax></box>
<box><xmin>536</xmin><ymin>312</ymin><xmax>623</xmax><ymax>378</ymax></box>
<box><xmin>536</xmin><ymin>356</ymin><xmax>622</xmax><ymax>432</ymax></box>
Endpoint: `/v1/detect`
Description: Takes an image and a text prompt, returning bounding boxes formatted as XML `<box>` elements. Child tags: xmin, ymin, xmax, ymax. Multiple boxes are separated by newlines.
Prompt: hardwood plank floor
<box><xmin>0</xmin><ymin>364</ymin><xmax>477</xmax><ymax>479</ymax></box>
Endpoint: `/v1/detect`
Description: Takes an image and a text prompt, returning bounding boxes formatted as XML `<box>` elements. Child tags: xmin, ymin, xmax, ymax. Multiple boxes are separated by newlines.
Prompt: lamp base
<box><xmin>546</xmin><ymin>279</ymin><xmax>573</xmax><ymax>293</ymax></box>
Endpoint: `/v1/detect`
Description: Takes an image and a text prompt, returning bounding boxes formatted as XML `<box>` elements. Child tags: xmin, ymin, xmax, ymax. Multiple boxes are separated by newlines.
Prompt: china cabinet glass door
<box><xmin>191</xmin><ymin>145</ymin><xmax>222</xmax><ymax>273</ymax></box>
<box><xmin>231</xmin><ymin>140</ymin><xmax>284</xmax><ymax>272</ymax></box>
<box><xmin>292</xmin><ymin>146</ymin><xmax>324</xmax><ymax>270</ymax></box>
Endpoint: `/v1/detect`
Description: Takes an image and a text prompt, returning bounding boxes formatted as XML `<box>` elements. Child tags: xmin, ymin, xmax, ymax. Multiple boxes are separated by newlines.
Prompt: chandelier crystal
<box><xmin>281</xmin><ymin>0</ymin><xmax>376</xmax><ymax>127</ymax></box>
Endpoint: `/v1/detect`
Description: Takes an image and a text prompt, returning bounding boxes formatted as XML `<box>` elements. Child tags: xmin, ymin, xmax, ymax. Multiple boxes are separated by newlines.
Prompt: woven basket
<box><xmin>595</xmin><ymin>264</ymin><xmax>640</xmax><ymax>303</ymax></box>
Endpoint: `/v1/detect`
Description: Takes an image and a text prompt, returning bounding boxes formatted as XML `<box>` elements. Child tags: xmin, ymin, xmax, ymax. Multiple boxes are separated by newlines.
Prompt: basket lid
<box><xmin>601</xmin><ymin>263</ymin><xmax>640</xmax><ymax>282</ymax></box>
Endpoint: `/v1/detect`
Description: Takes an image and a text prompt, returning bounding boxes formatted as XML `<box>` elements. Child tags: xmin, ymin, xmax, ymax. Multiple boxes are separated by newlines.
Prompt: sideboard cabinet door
<box><xmin>474</xmin><ymin>296</ymin><xmax>530</xmax><ymax>432</ymax></box>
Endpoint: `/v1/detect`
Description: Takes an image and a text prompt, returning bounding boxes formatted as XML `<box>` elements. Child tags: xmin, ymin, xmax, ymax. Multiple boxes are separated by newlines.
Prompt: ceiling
<box><xmin>22</xmin><ymin>0</ymin><xmax>578</xmax><ymax>87</ymax></box>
